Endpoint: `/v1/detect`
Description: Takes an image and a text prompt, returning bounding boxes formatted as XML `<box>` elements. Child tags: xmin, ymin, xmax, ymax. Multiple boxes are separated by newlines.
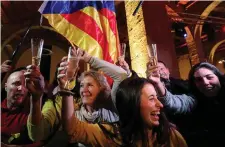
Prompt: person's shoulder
<box><xmin>98</xmin><ymin>122</ymin><xmax>122</xmax><ymax>146</ymax></box>
<box><xmin>169</xmin><ymin>127</ymin><xmax>188</xmax><ymax>147</ymax></box>
<box><xmin>1</xmin><ymin>98</ymin><xmax>7</xmax><ymax>108</ymax></box>
<box><xmin>98</xmin><ymin>122</ymin><xmax>120</xmax><ymax>132</ymax></box>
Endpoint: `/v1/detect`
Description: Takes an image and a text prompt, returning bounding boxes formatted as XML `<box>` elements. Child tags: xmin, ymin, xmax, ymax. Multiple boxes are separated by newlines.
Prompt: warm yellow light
<box><xmin>124</xmin><ymin>1</ymin><xmax>149</xmax><ymax>78</ymax></box>
<box><xmin>218</xmin><ymin>60</ymin><xmax>225</xmax><ymax>64</ymax></box>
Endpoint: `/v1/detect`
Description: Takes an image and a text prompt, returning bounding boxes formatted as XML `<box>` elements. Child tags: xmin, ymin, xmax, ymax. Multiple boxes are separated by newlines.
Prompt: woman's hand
<box><xmin>146</xmin><ymin>66</ymin><xmax>161</xmax><ymax>85</ymax></box>
<box><xmin>117</xmin><ymin>56</ymin><xmax>131</xmax><ymax>76</ymax></box>
<box><xmin>76</xmin><ymin>47</ymin><xmax>91</xmax><ymax>63</ymax></box>
<box><xmin>57</xmin><ymin>56</ymin><xmax>69</xmax><ymax>90</ymax></box>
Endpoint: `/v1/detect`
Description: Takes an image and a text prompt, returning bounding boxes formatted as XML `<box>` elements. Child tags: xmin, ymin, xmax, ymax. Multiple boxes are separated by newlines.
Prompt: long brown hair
<box><xmin>116</xmin><ymin>77</ymin><xmax>174</xmax><ymax>146</ymax></box>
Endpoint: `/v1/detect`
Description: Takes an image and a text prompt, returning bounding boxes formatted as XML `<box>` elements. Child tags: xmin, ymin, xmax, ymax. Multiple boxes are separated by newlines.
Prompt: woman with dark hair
<box><xmin>188</xmin><ymin>62</ymin><xmax>225</xmax><ymax>99</ymax></box>
<box><xmin>116</xmin><ymin>77</ymin><xmax>187</xmax><ymax>147</ymax></box>
<box><xmin>187</xmin><ymin>62</ymin><xmax>225</xmax><ymax>147</ymax></box>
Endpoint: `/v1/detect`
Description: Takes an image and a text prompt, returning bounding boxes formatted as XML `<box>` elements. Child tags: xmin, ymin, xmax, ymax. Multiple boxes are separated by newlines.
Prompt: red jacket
<box><xmin>1</xmin><ymin>98</ymin><xmax>42</xmax><ymax>147</ymax></box>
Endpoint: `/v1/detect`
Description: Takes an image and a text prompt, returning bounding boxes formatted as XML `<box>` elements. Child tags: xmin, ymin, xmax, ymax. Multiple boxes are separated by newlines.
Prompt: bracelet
<box><xmin>58</xmin><ymin>90</ymin><xmax>75</xmax><ymax>96</ymax></box>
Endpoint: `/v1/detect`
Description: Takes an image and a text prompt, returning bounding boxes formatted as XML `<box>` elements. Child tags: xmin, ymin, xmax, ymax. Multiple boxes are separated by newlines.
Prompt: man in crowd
<box><xmin>1</xmin><ymin>67</ymin><xmax>43</xmax><ymax>147</ymax></box>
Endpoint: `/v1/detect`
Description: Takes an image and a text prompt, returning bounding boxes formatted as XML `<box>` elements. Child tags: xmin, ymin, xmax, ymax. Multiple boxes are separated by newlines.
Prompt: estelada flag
<box><xmin>39</xmin><ymin>1</ymin><xmax>120</xmax><ymax>64</ymax></box>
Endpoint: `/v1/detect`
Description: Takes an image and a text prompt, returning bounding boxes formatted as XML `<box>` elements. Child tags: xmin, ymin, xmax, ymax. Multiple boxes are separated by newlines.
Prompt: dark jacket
<box><xmin>186</xmin><ymin>85</ymin><xmax>225</xmax><ymax>147</ymax></box>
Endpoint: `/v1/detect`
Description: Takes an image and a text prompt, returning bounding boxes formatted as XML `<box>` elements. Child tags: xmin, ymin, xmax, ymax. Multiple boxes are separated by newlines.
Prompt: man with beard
<box><xmin>1</xmin><ymin>68</ymin><xmax>42</xmax><ymax>147</ymax></box>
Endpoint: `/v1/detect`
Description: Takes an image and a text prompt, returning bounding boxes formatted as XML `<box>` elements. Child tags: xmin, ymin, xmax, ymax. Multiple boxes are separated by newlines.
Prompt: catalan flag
<box><xmin>39</xmin><ymin>1</ymin><xmax>120</xmax><ymax>64</ymax></box>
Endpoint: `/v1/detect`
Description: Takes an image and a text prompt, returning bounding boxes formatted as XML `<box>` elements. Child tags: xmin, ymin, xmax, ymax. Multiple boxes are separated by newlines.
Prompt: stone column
<box><xmin>124</xmin><ymin>1</ymin><xmax>149</xmax><ymax>78</ymax></box>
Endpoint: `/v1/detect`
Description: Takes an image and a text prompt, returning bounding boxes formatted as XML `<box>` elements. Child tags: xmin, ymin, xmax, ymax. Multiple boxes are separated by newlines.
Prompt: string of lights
<box><xmin>167</xmin><ymin>11</ymin><xmax>225</xmax><ymax>26</ymax></box>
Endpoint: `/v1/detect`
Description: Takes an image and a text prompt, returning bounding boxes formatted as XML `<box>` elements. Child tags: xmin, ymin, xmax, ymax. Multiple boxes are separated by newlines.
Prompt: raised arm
<box><xmin>58</xmin><ymin>49</ymin><xmax>121</xmax><ymax>146</ymax></box>
<box><xmin>159</xmin><ymin>89</ymin><xmax>196</xmax><ymax>113</ymax></box>
<box><xmin>79</xmin><ymin>49</ymin><xmax>127</xmax><ymax>105</ymax></box>
<box><xmin>27</xmin><ymin>97</ymin><xmax>62</xmax><ymax>141</ymax></box>
<box><xmin>25</xmin><ymin>65</ymin><xmax>61</xmax><ymax>141</ymax></box>
<box><xmin>24</xmin><ymin>65</ymin><xmax>44</xmax><ymax>141</ymax></box>
<box><xmin>147</xmin><ymin>67</ymin><xmax>196</xmax><ymax>114</ymax></box>
<box><xmin>57</xmin><ymin>53</ymin><xmax>80</xmax><ymax>136</ymax></box>
<box><xmin>61</xmin><ymin>93</ymin><xmax>121</xmax><ymax>146</ymax></box>
<box><xmin>89</xmin><ymin>57</ymin><xmax>127</xmax><ymax>104</ymax></box>
<box><xmin>57</xmin><ymin>54</ymin><xmax>87</xmax><ymax>143</ymax></box>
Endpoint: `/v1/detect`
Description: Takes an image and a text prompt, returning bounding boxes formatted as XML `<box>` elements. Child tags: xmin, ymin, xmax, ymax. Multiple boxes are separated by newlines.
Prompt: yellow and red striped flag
<box><xmin>39</xmin><ymin>1</ymin><xmax>120</xmax><ymax>64</ymax></box>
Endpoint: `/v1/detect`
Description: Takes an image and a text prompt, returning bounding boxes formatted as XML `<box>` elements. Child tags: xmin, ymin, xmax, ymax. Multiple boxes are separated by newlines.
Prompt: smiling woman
<box><xmin>75</xmin><ymin>70</ymin><xmax>117</xmax><ymax>123</ymax></box>
<box><xmin>189</xmin><ymin>62</ymin><xmax>224</xmax><ymax>99</ymax></box>
<box><xmin>27</xmin><ymin>47</ymin><xmax>128</xmax><ymax>146</ymax></box>
<box><xmin>186</xmin><ymin>62</ymin><xmax>225</xmax><ymax>146</ymax></box>
<box><xmin>116</xmin><ymin>77</ymin><xmax>187</xmax><ymax>147</ymax></box>
<box><xmin>193</xmin><ymin>67</ymin><xmax>221</xmax><ymax>97</ymax></box>
<box><xmin>140</xmin><ymin>84</ymin><xmax>163</xmax><ymax>127</ymax></box>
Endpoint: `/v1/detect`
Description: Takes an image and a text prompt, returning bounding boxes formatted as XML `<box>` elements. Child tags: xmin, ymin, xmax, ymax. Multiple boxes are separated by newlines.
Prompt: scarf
<box><xmin>75</xmin><ymin>105</ymin><xmax>119</xmax><ymax>123</ymax></box>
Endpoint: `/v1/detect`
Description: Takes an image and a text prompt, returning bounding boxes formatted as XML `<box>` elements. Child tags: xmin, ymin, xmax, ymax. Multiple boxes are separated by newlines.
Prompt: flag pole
<box><xmin>1</xmin><ymin>23</ymin><xmax>33</xmax><ymax>81</ymax></box>
<box><xmin>132</xmin><ymin>0</ymin><xmax>144</xmax><ymax>16</ymax></box>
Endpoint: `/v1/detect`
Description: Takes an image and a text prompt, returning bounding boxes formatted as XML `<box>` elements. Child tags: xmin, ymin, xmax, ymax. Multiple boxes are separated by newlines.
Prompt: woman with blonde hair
<box><xmin>27</xmin><ymin>46</ymin><xmax>127</xmax><ymax>146</ymax></box>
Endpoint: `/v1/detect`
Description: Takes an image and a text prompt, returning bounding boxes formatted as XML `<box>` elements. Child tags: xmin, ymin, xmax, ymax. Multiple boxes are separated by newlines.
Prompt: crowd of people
<box><xmin>1</xmin><ymin>45</ymin><xmax>225</xmax><ymax>147</ymax></box>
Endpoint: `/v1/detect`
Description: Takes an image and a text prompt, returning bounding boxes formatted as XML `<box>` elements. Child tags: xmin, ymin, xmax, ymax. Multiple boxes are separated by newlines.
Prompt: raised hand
<box><xmin>57</xmin><ymin>56</ymin><xmax>79</xmax><ymax>90</ymax></box>
<box><xmin>146</xmin><ymin>64</ymin><xmax>167</xmax><ymax>96</ymax></box>
<box><xmin>1</xmin><ymin>60</ymin><xmax>12</xmax><ymax>73</ymax></box>
<box><xmin>57</xmin><ymin>56</ymin><xmax>69</xmax><ymax>90</ymax></box>
<box><xmin>117</xmin><ymin>56</ymin><xmax>131</xmax><ymax>76</ymax></box>
<box><xmin>146</xmin><ymin>64</ymin><xmax>161</xmax><ymax>85</ymax></box>
<box><xmin>68</xmin><ymin>46</ymin><xmax>80</xmax><ymax>69</ymax></box>
<box><xmin>24</xmin><ymin>65</ymin><xmax>45</xmax><ymax>101</ymax></box>
<box><xmin>75</xmin><ymin>47</ymin><xmax>91</xmax><ymax>63</ymax></box>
